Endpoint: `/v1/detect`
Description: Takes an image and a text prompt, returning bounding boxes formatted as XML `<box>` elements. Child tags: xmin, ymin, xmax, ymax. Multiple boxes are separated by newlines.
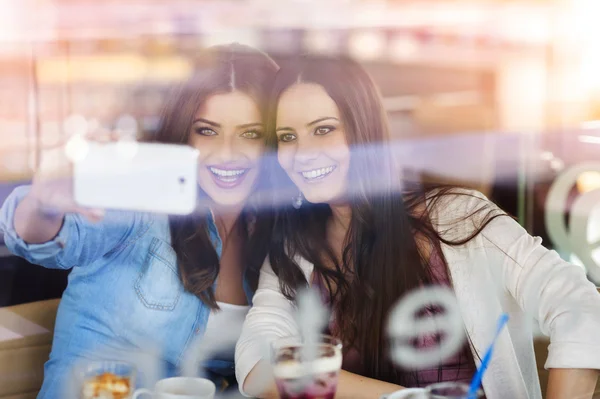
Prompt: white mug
<box><xmin>133</xmin><ymin>377</ymin><xmax>216</xmax><ymax>399</ymax></box>
<box><xmin>381</xmin><ymin>388</ymin><xmax>427</xmax><ymax>399</ymax></box>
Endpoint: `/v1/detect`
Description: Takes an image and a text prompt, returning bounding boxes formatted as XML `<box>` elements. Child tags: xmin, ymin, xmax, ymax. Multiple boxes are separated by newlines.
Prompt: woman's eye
<box><xmin>315</xmin><ymin>126</ymin><xmax>335</xmax><ymax>135</ymax></box>
<box><xmin>278</xmin><ymin>133</ymin><xmax>297</xmax><ymax>143</ymax></box>
<box><xmin>194</xmin><ymin>127</ymin><xmax>217</xmax><ymax>136</ymax></box>
<box><xmin>241</xmin><ymin>130</ymin><xmax>263</xmax><ymax>139</ymax></box>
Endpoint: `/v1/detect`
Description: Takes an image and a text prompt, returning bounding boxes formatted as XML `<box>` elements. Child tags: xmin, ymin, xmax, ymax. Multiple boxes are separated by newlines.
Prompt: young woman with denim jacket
<box><xmin>0</xmin><ymin>43</ymin><xmax>278</xmax><ymax>398</ymax></box>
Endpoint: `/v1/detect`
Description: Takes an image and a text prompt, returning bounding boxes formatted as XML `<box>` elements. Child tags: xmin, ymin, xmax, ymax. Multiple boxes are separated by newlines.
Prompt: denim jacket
<box><xmin>0</xmin><ymin>186</ymin><xmax>254</xmax><ymax>398</ymax></box>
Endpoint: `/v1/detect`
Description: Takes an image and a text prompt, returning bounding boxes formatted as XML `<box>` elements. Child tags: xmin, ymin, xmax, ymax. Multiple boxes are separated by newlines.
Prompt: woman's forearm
<box><xmin>546</xmin><ymin>368</ymin><xmax>599</xmax><ymax>399</ymax></box>
<box><xmin>245</xmin><ymin>362</ymin><xmax>403</xmax><ymax>399</ymax></box>
<box><xmin>335</xmin><ymin>370</ymin><xmax>403</xmax><ymax>399</ymax></box>
<box><xmin>14</xmin><ymin>194</ymin><xmax>64</xmax><ymax>244</ymax></box>
<box><xmin>243</xmin><ymin>360</ymin><xmax>278</xmax><ymax>398</ymax></box>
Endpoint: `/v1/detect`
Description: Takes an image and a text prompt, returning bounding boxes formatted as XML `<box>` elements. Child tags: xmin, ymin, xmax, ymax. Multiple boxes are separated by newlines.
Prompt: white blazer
<box><xmin>235</xmin><ymin>190</ymin><xmax>600</xmax><ymax>399</ymax></box>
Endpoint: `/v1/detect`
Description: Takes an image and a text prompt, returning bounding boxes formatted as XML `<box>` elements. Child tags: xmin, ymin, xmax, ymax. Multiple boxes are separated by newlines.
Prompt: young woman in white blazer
<box><xmin>235</xmin><ymin>55</ymin><xmax>600</xmax><ymax>399</ymax></box>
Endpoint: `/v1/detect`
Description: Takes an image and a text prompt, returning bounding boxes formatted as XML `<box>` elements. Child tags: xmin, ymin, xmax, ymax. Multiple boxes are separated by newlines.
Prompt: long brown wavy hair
<box><xmin>154</xmin><ymin>44</ymin><xmax>279</xmax><ymax>309</ymax></box>
<box><xmin>266</xmin><ymin>55</ymin><xmax>504</xmax><ymax>386</ymax></box>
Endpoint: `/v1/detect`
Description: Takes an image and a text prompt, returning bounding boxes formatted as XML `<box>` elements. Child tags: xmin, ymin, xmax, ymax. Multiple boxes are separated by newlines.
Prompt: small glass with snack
<box><xmin>79</xmin><ymin>361</ymin><xmax>136</xmax><ymax>399</ymax></box>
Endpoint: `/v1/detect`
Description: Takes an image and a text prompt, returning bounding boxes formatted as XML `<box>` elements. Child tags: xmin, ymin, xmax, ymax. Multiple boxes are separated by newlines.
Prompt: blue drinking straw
<box><xmin>467</xmin><ymin>313</ymin><xmax>510</xmax><ymax>399</ymax></box>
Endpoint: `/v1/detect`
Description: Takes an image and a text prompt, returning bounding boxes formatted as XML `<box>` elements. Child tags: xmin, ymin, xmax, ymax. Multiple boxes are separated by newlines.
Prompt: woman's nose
<box><xmin>294</xmin><ymin>138</ymin><xmax>320</xmax><ymax>164</ymax></box>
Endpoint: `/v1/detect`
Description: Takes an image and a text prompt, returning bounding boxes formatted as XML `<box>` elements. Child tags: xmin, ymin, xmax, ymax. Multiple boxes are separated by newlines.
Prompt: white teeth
<box><xmin>209</xmin><ymin>167</ymin><xmax>247</xmax><ymax>180</ymax></box>
<box><xmin>301</xmin><ymin>166</ymin><xmax>335</xmax><ymax>180</ymax></box>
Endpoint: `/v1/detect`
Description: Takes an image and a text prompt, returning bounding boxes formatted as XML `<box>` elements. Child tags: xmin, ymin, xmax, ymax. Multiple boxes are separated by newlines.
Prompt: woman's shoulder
<box><xmin>417</xmin><ymin>187</ymin><xmax>505</xmax><ymax>238</ymax></box>
<box><xmin>406</xmin><ymin>187</ymin><xmax>492</xmax><ymax>219</ymax></box>
<box><xmin>99</xmin><ymin>210</ymin><xmax>163</xmax><ymax>230</ymax></box>
<box><xmin>424</xmin><ymin>187</ymin><xmax>491</xmax><ymax>217</ymax></box>
<box><xmin>135</xmin><ymin>212</ymin><xmax>171</xmax><ymax>241</ymax></box>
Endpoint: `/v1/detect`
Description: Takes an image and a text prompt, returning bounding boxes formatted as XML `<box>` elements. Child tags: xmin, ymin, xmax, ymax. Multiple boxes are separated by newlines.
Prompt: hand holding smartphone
<box><xmin>28</xmin><ymin>136</ymin><xmax>198</xmax><ymax>219</ymax></box>
<box><xmin>73</xmin><ymin>142</ymin><xmax>199</xmax><ymax>215</ymax></box>
<box><xmin>28</xmin><ymin>138</ymin><xmax>104</xmax><ymax>222</ymax></box>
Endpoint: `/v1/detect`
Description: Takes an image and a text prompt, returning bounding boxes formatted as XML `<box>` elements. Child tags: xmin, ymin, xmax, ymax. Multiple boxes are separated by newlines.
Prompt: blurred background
<box><xmin>0</xmin><ymin>1</ymin><xmax>599</xmax><ymax>397</ymax></box>
<box><xmin>0</xmin><ymin>0</ymin><xmax>599</xmax><ymax>293</ymax></box>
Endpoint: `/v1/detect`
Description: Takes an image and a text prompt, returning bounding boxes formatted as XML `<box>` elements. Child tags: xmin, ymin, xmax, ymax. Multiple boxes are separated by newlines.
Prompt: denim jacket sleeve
<box><xmin>0</xmin><ymin>185</ymin><xmax>152</xmax><ymax>269</ymax></box>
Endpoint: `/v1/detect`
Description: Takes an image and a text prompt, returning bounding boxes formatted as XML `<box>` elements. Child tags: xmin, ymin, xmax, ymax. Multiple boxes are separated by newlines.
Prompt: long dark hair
<box><xmin>267</xmin><ymin>56</ymin><xmax>504</xmax><ymax>385</ymax></box>
<box><xmin>155</xmin><ymin>44</ymin><xmax>278</xmax><ymax>309</ymax></box>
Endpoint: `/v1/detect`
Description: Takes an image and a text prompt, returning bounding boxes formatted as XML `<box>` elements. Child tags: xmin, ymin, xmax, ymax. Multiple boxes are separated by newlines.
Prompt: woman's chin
<box><xmin>211</xmin><ymin>196</ymin><xmax>251</xmax><ymax>209</ymax></box>
<box><xmin>199</xmin><ymin>177</ymin><xmax>257</xmax><ymax>210</ymax></box>
<box><xmin>203</xmin><ymin>190</ymin><xmax>253</xmax><ymax>210</ymax></box>
<box><xmin>302</xmin><ymin>191</ymin><xmax>340</xmax><ymax>206</ymax></box>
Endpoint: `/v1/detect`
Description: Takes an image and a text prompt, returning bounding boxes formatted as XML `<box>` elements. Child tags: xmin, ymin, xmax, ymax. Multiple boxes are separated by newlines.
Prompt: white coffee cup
<box><xmin>132</xmin><ymin>377</ymin><xmax>216</xmax><ymax>399</ymax></box>
<box><xmin>381</xmin><ymin>388</ymin><xmax>427</xmax><ymax>399</ymax></box>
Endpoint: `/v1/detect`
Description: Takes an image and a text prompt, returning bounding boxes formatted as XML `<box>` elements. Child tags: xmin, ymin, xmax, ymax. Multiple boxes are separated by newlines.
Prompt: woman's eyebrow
<box><xmin>237</xmin><ymin>122</ymin><xmax>264</xmax><ymax>129</ymax></box>
<box><xmin>307</xmin><ymin>117</ymin><xmax>339</xmax><ymax>127</ymax></box>
<box><xmin>276</xmin><ymin>126</ymin><xmax>294</xmax><ymax>132</ymax></box>
<box><xmin>192</xmin><ymin>118</ymin><xmax>220</xmax><ymax>128</ymax></box>
<box><xmin>276</xmin><ymin>117</ymin><xmax>339</xmax><ymax>132</ymax></box>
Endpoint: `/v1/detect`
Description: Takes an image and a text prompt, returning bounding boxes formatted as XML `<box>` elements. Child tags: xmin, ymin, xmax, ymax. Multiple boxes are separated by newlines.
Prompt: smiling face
<box><xmin>189</xmin><ymin>90</ymin><xmax>266</xmax><ymax>208</ymax></box>
<box><xmin>276</xmin><ymin>83</ymin><xmax>351</xmax><ymax>205</ymax></box>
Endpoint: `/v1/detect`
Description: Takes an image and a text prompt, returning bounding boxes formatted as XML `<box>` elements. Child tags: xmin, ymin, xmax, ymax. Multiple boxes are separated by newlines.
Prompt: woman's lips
<box><xmin>298</xmin><ymin>165</ymin><xmax>337</xmax><ymax>183</ymax></box>
<box><xmin>208</xmin><ymin>166</ymin><xmax>250</xmax><ymax>189</ymax></box>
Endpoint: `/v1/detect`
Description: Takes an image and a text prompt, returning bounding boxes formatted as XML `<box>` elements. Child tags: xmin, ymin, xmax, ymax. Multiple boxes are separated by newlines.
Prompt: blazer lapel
<box><xmin>444</xmin><ymin>244</ymin><xmax>532</xmax><ymax>399</ymax></box>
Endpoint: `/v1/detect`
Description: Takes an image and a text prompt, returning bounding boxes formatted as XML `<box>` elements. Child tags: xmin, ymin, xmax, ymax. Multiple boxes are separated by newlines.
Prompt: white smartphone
<box><xmin>73</xmin><ymin>142</ymin><xmax>198</xmax><ymax>215</ymax></box>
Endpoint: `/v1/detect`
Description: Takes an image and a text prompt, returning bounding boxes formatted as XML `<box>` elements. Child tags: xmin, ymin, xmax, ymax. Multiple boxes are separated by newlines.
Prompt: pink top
<box><xmin>312</xmin><ymin>252</ymin><xmax>477</xmax><ymax>388</ymax></box>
